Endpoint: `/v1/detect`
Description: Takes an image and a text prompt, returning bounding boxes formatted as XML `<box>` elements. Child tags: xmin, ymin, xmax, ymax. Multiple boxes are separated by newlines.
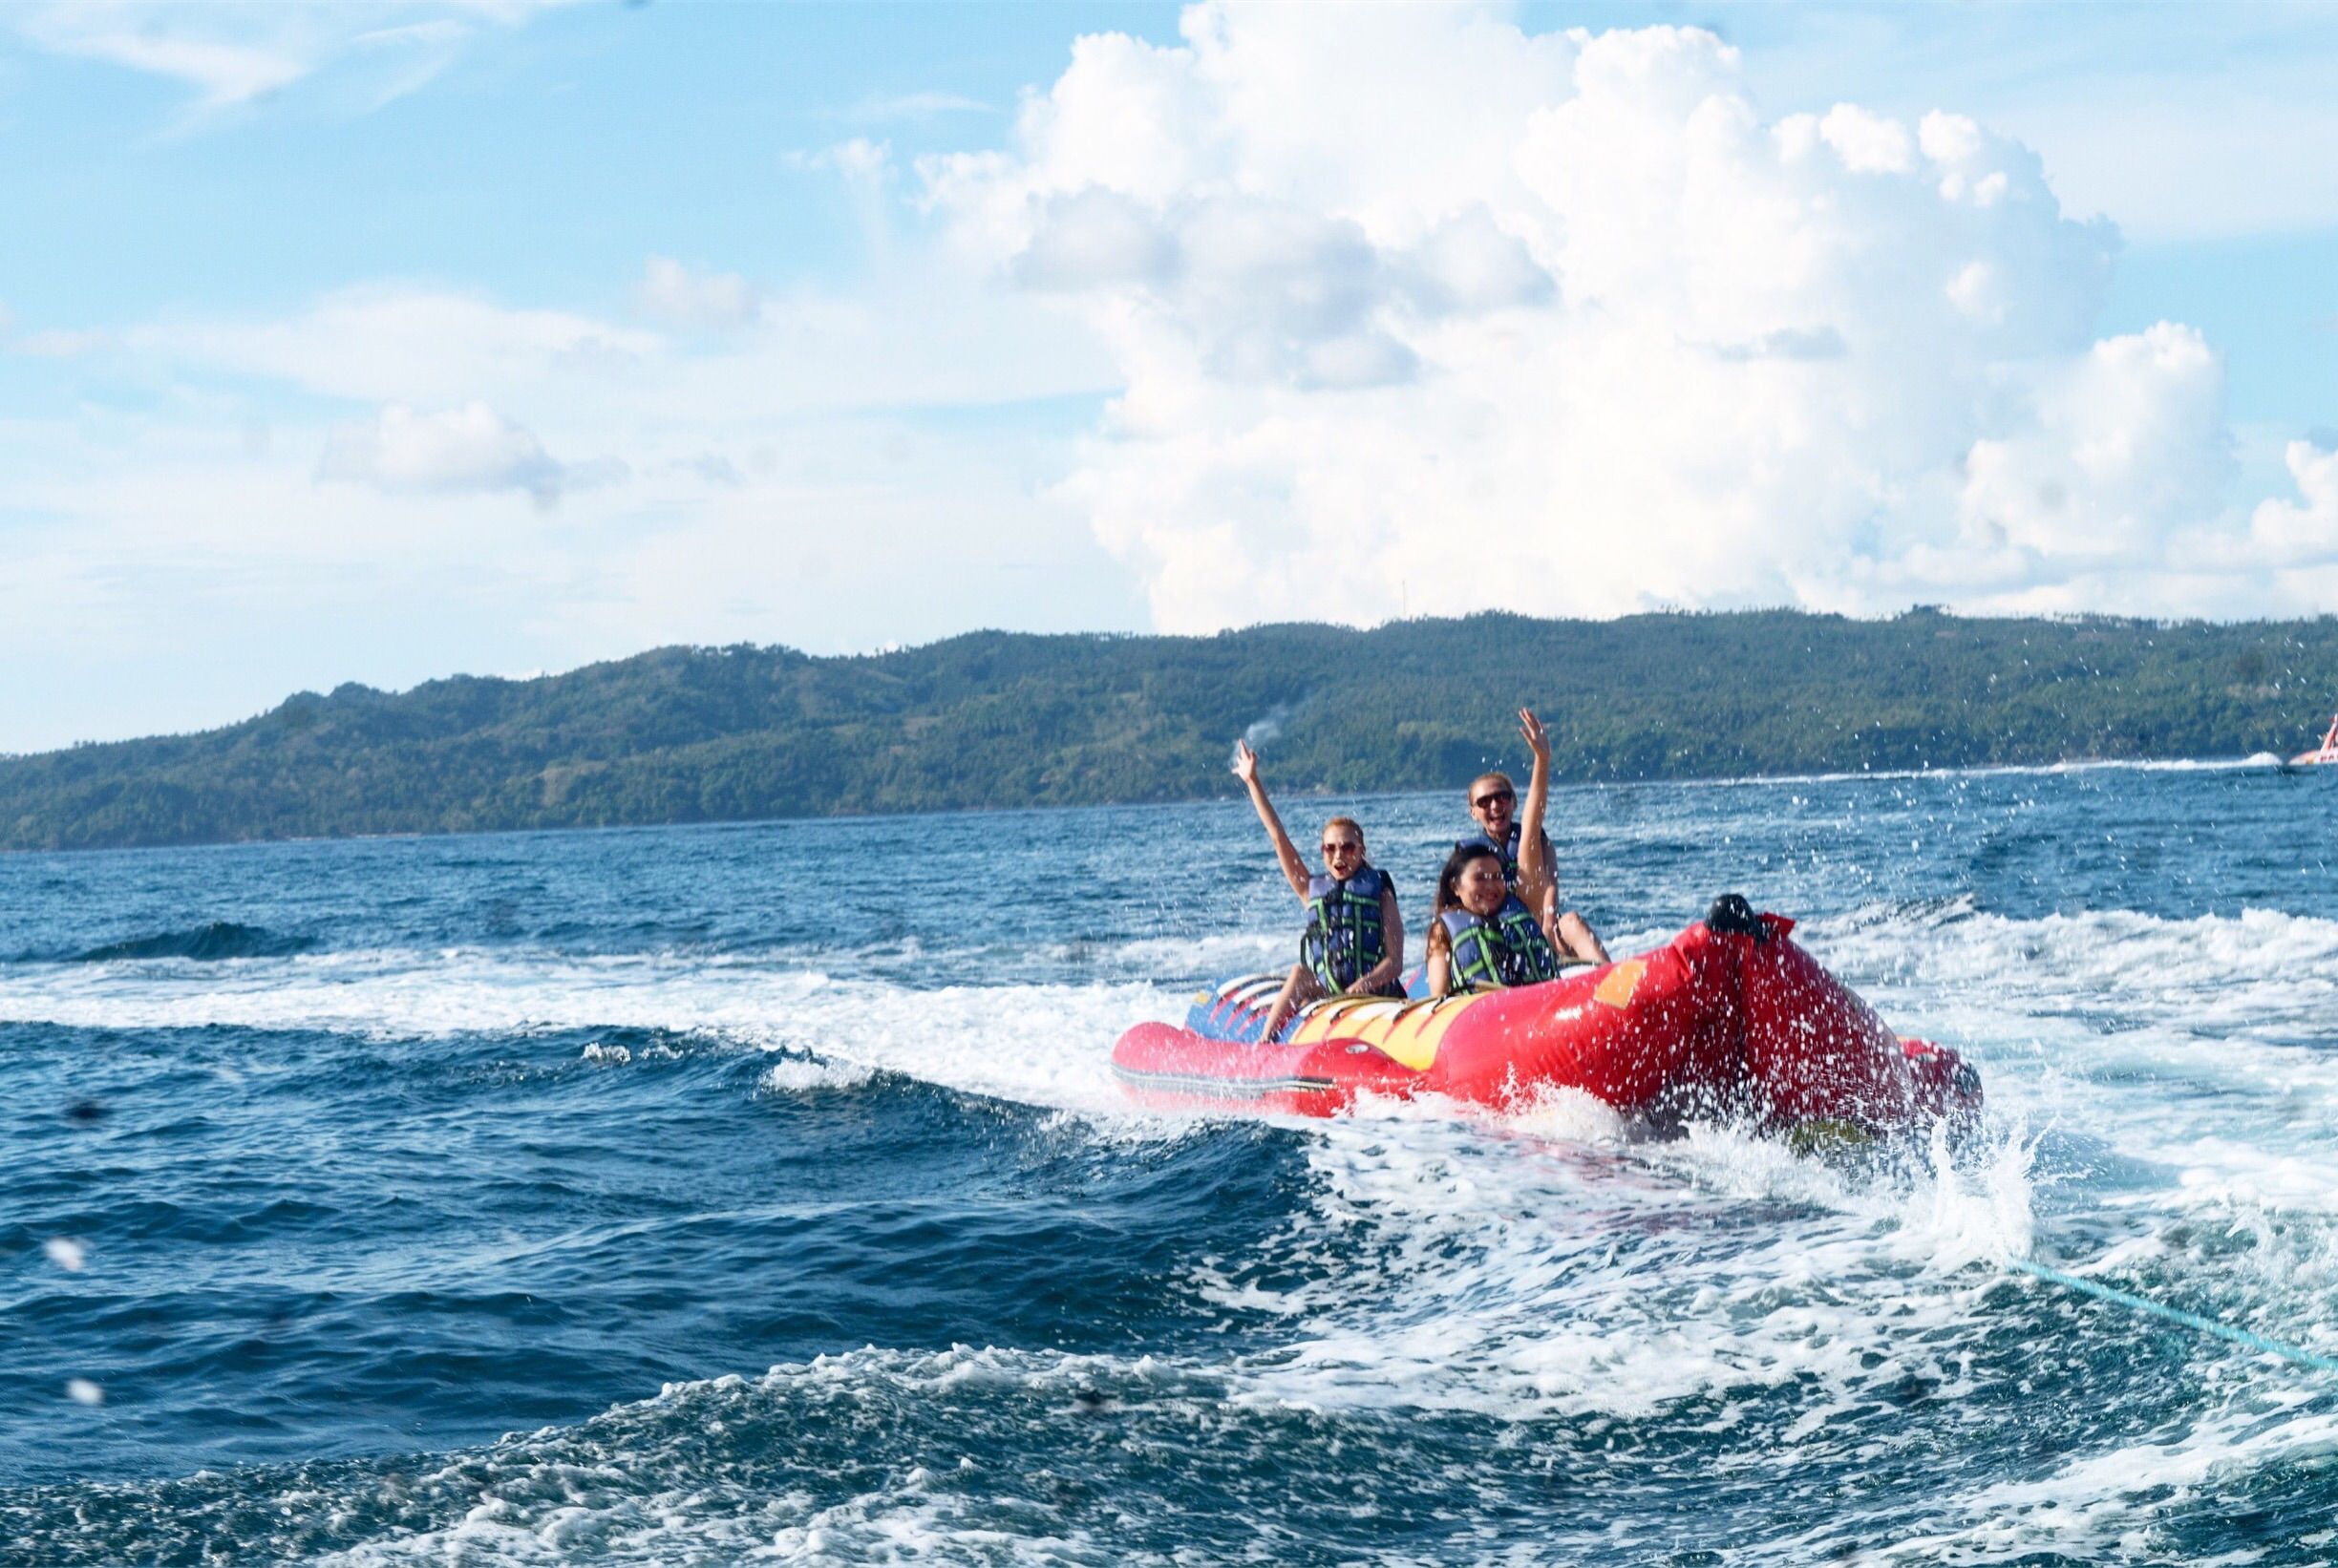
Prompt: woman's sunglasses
<box><xmin>1472</xmin><ymin>790</ymin><xmax>1515</xmax><ymax>810</ymax></box>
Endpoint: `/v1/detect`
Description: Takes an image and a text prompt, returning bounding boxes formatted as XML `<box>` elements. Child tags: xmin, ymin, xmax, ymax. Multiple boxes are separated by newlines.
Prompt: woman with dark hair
<box><xmin>1233</xmin><ymin>739</ymin><xmax>1405</xmax><ymax>1040</ymax></box>
<box><xmin>1424</xmin><ymin>840</ymin><xmax>1562</xmax><ymax>997</ymax></box>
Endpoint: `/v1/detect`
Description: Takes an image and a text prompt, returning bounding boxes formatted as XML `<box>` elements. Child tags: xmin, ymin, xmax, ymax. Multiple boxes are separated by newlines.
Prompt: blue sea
<box><xmin>5</xmin><ymin>762</ymin><xmax>2336</xmax><ymax>1564</ymax></box>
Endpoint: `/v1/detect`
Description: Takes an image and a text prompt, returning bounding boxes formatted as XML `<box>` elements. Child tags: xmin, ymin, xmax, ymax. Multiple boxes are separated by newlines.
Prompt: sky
<box><xmin>4</xmin><ymin>0</ymin><xmax>2337</xmax><ymax>753</ymax></box>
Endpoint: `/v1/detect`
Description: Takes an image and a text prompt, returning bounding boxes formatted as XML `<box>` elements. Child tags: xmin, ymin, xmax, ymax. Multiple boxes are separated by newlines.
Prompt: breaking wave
<box><xmin>55</xmin><ymin>921</ymin><xmax>317</xmax><ymax>964</ymax></box>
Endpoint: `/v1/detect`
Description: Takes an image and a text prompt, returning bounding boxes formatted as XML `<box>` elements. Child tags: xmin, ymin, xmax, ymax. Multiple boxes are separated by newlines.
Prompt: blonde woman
<box><xmin>1231</xmin><ymin>740</ymin><xmax>1404</xmax><ymax>1041</ymax></box>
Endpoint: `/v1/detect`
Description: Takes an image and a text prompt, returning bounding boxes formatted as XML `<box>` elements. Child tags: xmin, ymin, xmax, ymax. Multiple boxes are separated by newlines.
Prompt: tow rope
<box><xmin>2005</xmin><ymin>1256</ymin><xmax>2338</xmax><ymax>1375</ymax></box>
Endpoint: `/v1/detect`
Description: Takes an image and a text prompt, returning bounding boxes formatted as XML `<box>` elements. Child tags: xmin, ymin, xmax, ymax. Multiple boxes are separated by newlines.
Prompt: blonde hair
<box><xmin>1322</xmin><ymin>816</ymin><xmax>1364</xmax><ymax>845</ymax></box>
<box><xmin>1469</xmin><ymin>773</ymin><xmax>1515</xmax><ymax>801</ymax></box>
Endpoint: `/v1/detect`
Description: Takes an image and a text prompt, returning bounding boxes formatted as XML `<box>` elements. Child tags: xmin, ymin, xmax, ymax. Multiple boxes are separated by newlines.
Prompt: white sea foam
<box><xmin>1672</xmin><ymin>753</ymin><xmax>2278</xmax><ymax>791</ymax></box>
<box><xmin>12</xmin><ymin>897</ymin><xmax>2338</xmax><ymax>1558</ymax></box>
<box><xmin>755</xmin><ymin>1056</ymin><xmax>877</xmax><ymax>1094</ymax></box>
<box><xmin>245</xmin><ymin>1297</ymin><xmax>2331</xmax><ymax>1567</ymax></box>
<box><xmin>308</xmin><ymin>1346</ymin><xmax>1187</xmax><ymax>1567</ymax></box>
<box><xmin>0</xmin><ymin>948</ymin><xmax>1170</xmax><ymax>1119</ymax></box>
<box><xmin>1835</xmin><ymin>1391</ymin><xmax>2338</xmax><ymax>1566</ymax></box>
<box><xmin>35</xmin><ymin>1092</ymin><xmax>2330</xmax><ymax>1553</ymax></box>
<box><xmin>1083</xmin><ymin>928</ymin><xmax>1287</xmax><ymax>978</ymax></box>
<box><xmin>11</xmin><ymin>901</ymin><xmax>2338</xmax><ymax>1227</ymax></box>
<box><xmin>268</xmin><ymin>1219</ymin><xmax>2335</xmax><ymax>1568</ymax></box>
<box><xmin>1800</xmin><ymin>906</ymin><xmax>2338</xmax><ymax>1224</ymax></box>
<box><xmin>1174</xmin><ymin>1094</ymin><xmax>2046</xmax><ymax>1434</ymax></box>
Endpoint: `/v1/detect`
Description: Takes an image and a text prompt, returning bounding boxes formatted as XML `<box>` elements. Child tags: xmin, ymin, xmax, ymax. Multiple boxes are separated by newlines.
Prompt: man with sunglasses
<box><xmin>1458</xmin><ymin>709</ymin><xmax>1609</xmax><ymax>966</ymax></box>
<box><xmin>1232</xmin><ymin>738</ymin><xmax>1406</xmax><ymax>1041</ymax></box>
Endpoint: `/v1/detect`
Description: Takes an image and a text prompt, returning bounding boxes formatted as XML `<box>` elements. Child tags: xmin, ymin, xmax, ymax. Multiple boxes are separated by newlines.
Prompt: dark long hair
<box><xmin>1435</xmin><ymin>842</ymin><xmax>1503</xmax><ymax>918</ymax></box>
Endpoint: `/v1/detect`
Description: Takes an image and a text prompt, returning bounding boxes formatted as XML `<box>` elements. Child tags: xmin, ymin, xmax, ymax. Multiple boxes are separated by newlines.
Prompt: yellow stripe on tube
<box><xmin>1287</xmin><ymin>998</ymin><xmax>1403</xmax><ymax>1045</ymax></box>
<box><xmin>1375</xmin><ymin>996</ymin><xmax>1475</xmax><ymax>1070</ymax></box>
<box><xmin>1288</xmin><ymin>993</ymin><xmax>1481</xmax><ymax>1071</ymax></box>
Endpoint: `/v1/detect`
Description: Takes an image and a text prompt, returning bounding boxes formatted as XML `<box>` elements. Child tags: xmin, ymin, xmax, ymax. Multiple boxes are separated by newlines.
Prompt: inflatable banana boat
<box><xmin>1113</xmin><ymin>899</ymin><xmax>1981</xmax><ymax>1134</ymax></box>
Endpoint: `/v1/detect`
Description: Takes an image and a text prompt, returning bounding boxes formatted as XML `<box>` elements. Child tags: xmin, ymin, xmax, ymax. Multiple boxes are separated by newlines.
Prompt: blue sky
<box><xmin>4</xmin><ymin>1</ymin><xmax>2337</xmax><ymax>752</ymax></box>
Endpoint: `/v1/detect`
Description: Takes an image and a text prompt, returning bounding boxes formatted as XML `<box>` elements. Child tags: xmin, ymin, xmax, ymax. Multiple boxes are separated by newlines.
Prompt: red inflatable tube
<box><xmin>1112</xmin><ymin>910</ymin><xmax>1982</xmax><ymax>1135</ymax></box>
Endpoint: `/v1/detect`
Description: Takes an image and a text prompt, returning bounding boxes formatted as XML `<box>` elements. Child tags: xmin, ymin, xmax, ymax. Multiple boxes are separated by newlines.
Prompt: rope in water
<box><xmin>2005</xmin><ymin>1256</ymin><xmax>2338</xmax><ymax>1375</ymax></box>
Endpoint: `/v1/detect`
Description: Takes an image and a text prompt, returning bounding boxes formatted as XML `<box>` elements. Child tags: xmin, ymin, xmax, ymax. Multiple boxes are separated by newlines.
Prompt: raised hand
<box><xmin>1516</xmin><ymin>707</ymin><xmax>1555</xmax><ymax>908</ymax></box>
<box><xmin>1233</xmin><ymin>736</ymin><xmax>1307</xmax><ymax>899</ymax></box>
<box><xmin>1519</xmin><ymin>707</ymin><xmax>1550</xmax><ymax>764</ymax></box>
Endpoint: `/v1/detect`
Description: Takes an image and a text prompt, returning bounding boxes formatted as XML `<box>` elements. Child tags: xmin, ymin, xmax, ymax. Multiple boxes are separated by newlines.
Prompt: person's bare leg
<box><xmin>1262</xmin><ymin>964</ymin><xmax>1325</xmax><ymax>1042</ymax></box>
<box><xmin>1556</xmin><ymin>911</ymin><xmax>1610</xmax><ymax>966</ymax></box>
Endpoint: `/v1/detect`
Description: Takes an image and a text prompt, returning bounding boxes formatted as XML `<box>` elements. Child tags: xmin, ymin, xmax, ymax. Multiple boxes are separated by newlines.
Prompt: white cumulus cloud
<box><xmin>924</xmin><ymin>1</ymin><xmax>2270</xmax><ymax>630</ymax></box>
<box><xmin>1955</xmin><ymin>323</ymin><xmax>2231</xmax><ymax>572</ymax></box>
<box><xmin>2252</xmin><ymin>440</ymin><xmax>2338</xmax><ymax>564</ymax></box>
<box><xmin>319</xmin><ymin>401</ymin><xmax>617</xmax><ymax>508</ymax></box>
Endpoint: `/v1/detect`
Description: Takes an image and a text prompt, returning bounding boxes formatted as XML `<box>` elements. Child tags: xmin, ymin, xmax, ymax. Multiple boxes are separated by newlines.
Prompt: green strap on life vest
<box><xmin>1446</xmin><ymin>902</ymin><xmax>1559</xmax><ymax>991</ymax></box>
<box><xmin>1303</xmin><ymin>873</ymin><xmax>1389</xmax><ymax>989</ymax></box>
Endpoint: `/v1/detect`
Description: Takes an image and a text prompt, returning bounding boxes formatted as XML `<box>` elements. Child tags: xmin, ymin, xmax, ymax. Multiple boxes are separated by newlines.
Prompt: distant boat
<box><xmin>2292</xmin><ymin>714</ymin><xmax>2338</xmax><ymax>767</ymax></box>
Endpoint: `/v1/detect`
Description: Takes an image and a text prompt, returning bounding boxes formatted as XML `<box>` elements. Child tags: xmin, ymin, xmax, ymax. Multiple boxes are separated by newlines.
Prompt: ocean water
<box><xmin>4</xmin><ymin>763</ymin><xmax>2336</xmax><ymax>1565</ymax></box>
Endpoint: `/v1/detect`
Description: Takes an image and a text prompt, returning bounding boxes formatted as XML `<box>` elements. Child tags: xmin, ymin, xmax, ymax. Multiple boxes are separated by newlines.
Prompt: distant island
<box><xmin>4</xmin><ymin>608</ymin><xmax>2333</xmax><ymax>853</ymax></box>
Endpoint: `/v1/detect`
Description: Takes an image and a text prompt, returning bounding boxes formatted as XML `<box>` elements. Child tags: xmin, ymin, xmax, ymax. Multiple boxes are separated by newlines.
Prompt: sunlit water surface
<box><xmin>4</xmin><ymin>763</ymin><xmax>2336</xmax><ymax>1564</ymax></box>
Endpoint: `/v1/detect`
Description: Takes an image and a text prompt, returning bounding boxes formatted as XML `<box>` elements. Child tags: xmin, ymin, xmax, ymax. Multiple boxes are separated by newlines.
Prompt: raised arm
<box><xmin>1232</xmin><ymin>739</ymin><xmax>1310</xmax><ymax>901</ymax></box>
<box><xmin>1515</xmin><ymin>708</ymin><xmax>1555</xmax><ymax>916</ymax></box>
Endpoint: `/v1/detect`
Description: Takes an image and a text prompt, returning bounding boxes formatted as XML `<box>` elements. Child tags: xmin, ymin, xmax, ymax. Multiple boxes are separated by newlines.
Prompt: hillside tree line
<box><xmin>3</xmin><ymin>608</ymin><xmax>2333</xmax><ymax>852</ymax></box>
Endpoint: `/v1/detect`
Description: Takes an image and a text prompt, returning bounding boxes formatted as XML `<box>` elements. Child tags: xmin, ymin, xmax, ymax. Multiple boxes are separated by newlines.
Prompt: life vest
<box><xmin>1301</xmin><ymin>867</ymin><xmax>1394</xmax><ymax>990</ymax></box>
<box><xmin>1455</xmin><ymin>822</ymin><xmax>1554</xmax><ymax>888</ymax></box>
<box><xmin>1439</xmin><ymin>897</ymin><xmax>1560</xmax><ymax>991</ymax></box>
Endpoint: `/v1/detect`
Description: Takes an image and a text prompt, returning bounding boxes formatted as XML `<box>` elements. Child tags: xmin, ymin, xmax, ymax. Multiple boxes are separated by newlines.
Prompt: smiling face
<box><xmin>1468</xmin><ymin>773</ymin><xmax>1517</xmax><ymax>839</ymax></box>
<box><xmin>1456</xmin><ymin>853</ymin><xmax>1508</xmax><ymax>918</ymax></box>
<box><xmin>1320</xmin><ymin>821</ymin><xmax>1366</xmax><ymax>877</ymax></box>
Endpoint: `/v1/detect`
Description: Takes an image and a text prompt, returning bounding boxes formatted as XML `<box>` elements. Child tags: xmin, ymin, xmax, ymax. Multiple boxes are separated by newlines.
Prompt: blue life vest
<box><xmin>1439</xmin><ymin>897</ymin><xmax>1560</xmax><ymax>991</ymax></box>
<box><xmin>1455</xmin><ymin>822</ymin><xmax>1554</xmax><ymax>888</ymax></box>
<box><xmin>1301</xmin><ymin>866</ymin><xmax>1394</xmax><ymax>991</ymax></box>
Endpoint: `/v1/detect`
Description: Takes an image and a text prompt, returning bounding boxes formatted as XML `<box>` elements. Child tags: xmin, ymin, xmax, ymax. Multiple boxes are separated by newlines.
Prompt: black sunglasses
<box><xmin>1473</xmin><ymin>790</ymin><xmax>1515</xmax><ymax>810</ymax></box>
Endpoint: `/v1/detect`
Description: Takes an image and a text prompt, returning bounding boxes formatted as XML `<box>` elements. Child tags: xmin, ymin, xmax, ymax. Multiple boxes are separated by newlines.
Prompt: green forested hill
<box><xmin>5</xmin><ymin>608</ymin><xmax>2335</xmax><ymax>852</ymax></box>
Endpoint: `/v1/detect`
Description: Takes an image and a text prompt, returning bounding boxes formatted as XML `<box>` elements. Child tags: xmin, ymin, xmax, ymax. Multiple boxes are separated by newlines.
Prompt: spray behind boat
<box><xmin>1699</xmin><ymin>892</ymin><xmax>1982</xmax><ymax>1137</ymax></box>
